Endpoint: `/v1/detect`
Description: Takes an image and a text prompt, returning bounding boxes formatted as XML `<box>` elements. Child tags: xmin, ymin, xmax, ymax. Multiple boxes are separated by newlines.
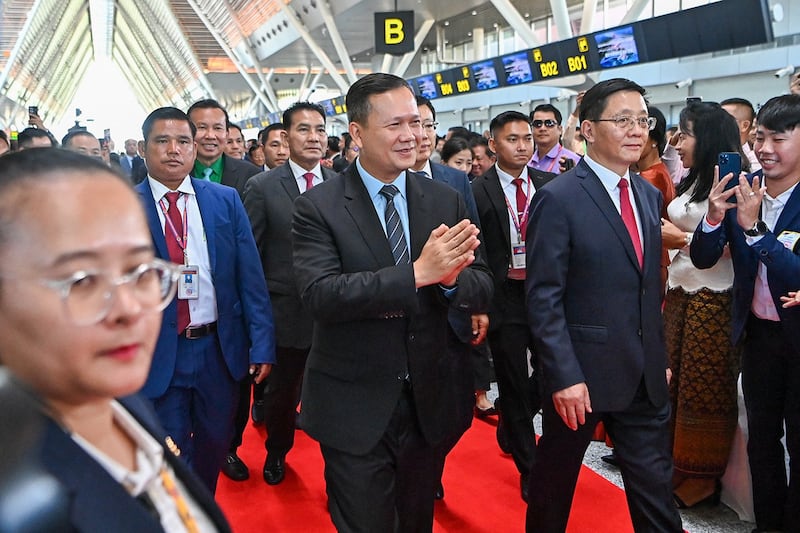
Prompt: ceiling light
<box><xmin>471</xmin><ymin>10</ymin><xmax>477</xmax><ymax>15</ymax></box>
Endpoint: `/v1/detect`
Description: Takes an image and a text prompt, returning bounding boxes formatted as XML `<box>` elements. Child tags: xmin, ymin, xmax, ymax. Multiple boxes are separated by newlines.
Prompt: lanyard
<box><xmin>544</xmin><ymin>145</ymin><xmax>563</xmax><ymax>174</ymax></box>
<box><xmin>158</xmin><ymin>193</ymin><xmax>189</xmax><ymax>264</ymax></box>
<box><xmin>504</xmin><ymin>177</ymin><xmax>533</xmax><ymax>242</ymax></box>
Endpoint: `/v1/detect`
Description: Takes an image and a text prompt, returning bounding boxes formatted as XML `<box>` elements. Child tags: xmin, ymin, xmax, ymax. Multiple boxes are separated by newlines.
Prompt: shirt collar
<box><xmin>764</xmin><ymin>182</ymin><xmax>797</xmax><ymax>207</ymax></box>
<box><xmin>288</xmin><ymin>159</ymin><xmax>322</xmax><ymax>180</ymax></box>
<box><xmin>356</xmin><ymin>157</ymin><xmax>407</xmax><ymax>200</ymax></box>
<box><xmin>495</xmin><ymin>163</ymin><xmax>528</xmax><ymax>190</ymax></box>
<box><xmin>192</xmin><ymin>156</ymin><xmax>224</xmax><ymax>181</ymax></box>
<box><xmin>583</xmin><ymin>154</ymin><xmax>631</xmax><ymax>193</ymax></box>
<box><xmin>533</xmin><ymin>143</ymin><xmax>562</xmax><ymax>162</ymax></box>
<box><xmin>414</xmin><ymin>160</ymin><xmax>433</xmax><ymax>178</ymax></box>
<box><xmin>148</xmin><ymin>175</ymin><xmax>195</xmax><ymax>201</ymax></box>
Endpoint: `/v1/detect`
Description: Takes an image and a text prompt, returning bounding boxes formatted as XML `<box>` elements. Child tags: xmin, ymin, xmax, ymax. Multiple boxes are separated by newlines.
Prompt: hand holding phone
<box><xmin>718</xmin><ymin>152</ymin><xmax>742</xmax><ymax>203</ymax></box>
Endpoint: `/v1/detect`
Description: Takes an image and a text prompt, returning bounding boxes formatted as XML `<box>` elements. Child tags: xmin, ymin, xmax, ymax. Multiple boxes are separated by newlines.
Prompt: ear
<box><xmin>349</xmin><ymin>122</ymin><xmax>364</xmax><ymax>151</ymax></box>
<box><xmin>580</xmin><ymin>120</ymin><xmax>595</xmax><ymax>145</ymax></box>
<box><xmin>488</xmin><ymin>137</ymin><xmax>497</xmax><ymax>155</ymax></box>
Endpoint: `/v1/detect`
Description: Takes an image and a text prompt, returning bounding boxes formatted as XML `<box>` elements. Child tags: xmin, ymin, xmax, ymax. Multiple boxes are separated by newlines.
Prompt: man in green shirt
<box><xmin>187</xmin><ymin>99</ymin><xmax>260</xmax><ymax>198</ymax></box>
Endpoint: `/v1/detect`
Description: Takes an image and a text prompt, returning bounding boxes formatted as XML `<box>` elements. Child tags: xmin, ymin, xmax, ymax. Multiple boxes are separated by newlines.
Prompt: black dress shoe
<box><xmin>263</xmin><ymin>456</ymin><xmax>286</xmax><ymax>485</ymax></box>
<box><xmin>221</xmin><ymin>452</ymin><xmax>249</xmax><ymax>481</ymax></box>
<box><xmin>434</xmin><ymin>481</ymin><xmax>444</xmax><ymax>500</ymax></box>
<box><xmin>251</xmin><ymin>399</ymin><xmax>265</xmax><ymax>425</ymax></box>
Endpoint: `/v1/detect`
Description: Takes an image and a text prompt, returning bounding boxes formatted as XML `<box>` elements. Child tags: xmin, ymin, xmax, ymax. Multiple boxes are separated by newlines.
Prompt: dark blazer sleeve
<box><xmin>292</xmin><ymin>188</ymin><xmax>421</xmax><ymax>323</ymax></box>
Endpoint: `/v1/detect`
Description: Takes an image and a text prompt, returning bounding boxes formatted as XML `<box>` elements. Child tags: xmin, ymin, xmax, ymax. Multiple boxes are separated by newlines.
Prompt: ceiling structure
<box><xmin>0</xmin><ymin>0</ymin><xmax>642</xmax><ymax>127</ymax></box>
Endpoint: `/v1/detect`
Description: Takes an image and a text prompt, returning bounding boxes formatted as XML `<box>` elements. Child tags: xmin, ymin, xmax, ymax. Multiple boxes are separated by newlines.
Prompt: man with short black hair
<box><xmin>187</xmin><ymin>99</ymin><xmax>259</xmax><ymax>197</ymax></box>
<box><xmin>472</xmin><ymin>110</ymin><xmax>556</xmax><ymax>502</ymax></box>
<box><xmin>292</xmin><ymin>73</ymin><xmax>492</xmax><ymax>532</ymax></box>
<box><xmin>692</xmin><ymin>93</ymin><xmax>800</xmax><ymax>532</ymax></box>
<box><xmin>469</xmin><ymin>136</ymin><xmax>495</xmax><ymax>179</ymax></box>
<box><xmin>242</xmin><ymin>101</ymin><xmax>336</xmax><ymax>486</ymax></box>
<box><xmin>525</xmin><ymin>78</ymin><xmax>682</xmax><ymax>532</ymax></box>
<box><xmin>136</xmin><ymin>107</ymin><xmax>275</xmax><ymax>494</ymax></box>
<box><xmin>61</xmin><ymin>131</ymin><xmax>102</xmax><ymax>159</ymax></box>
<box><xmin>258</xmin><ymin>123</ymin><xmax>289</xmax><ymax>170</ymax></box>
<box><xmin>528</xmin><ymin>103</ymin><xmax>580</xmax><ymax>174</ymax></box>
<box><xmin>17</xmin><ymin>128</ymin><xmax>55</xmax><ymax>150</ymax></box>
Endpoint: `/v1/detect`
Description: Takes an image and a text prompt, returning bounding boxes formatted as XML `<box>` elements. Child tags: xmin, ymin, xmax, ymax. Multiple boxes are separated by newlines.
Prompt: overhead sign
<box><xmin>375</xmin><ymin>11</ymin><xmax>414</xmax><ymax>55</ymax></box>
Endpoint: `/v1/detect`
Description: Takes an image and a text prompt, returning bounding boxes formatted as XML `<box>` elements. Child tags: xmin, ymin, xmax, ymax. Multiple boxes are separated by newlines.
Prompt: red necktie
<box><xmin>618</xmin><ymin>178</ymin><xmax>643</xmax><ymax>268</ymax></box>
<box><xmin>164</xmin><ymin>192</ymin><xmax>190</xmax><ymax>333</ymax></box>
<box><xmin>303</xmin><ymin>172</ymin><xmax>315</xmax><ymax>192</ymax></box>
<box><xmin>511</xmin><ymin>178</ymin><xmax>527</xmax><ymax>217</ymax></box>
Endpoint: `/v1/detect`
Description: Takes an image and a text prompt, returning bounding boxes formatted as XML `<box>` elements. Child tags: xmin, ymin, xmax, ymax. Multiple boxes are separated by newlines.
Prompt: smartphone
<box><xmin>562</xmin><ymin>158</ymin><xmax>575</xmax><ymax>171</ymax></box>
<box><xmin>718</xmin><ymin>152</ymin><xmax>742</xmax><ymax>197</ymax></box>
<box><xmin>28</xmin><ymin>105</ymin><xmax>38</xmax><ymax>116</ymax></box>
<box><xmin>686</xmin><ymin>97</ymin><xmax>702</xmax><ymax>105</ymax></box>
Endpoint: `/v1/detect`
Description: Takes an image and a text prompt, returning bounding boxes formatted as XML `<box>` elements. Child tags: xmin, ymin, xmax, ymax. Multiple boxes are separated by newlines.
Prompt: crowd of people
<box><xmin>1</xmin><ymin>71</ymin><xmax>799</xmax><ymax>533</ymax></box>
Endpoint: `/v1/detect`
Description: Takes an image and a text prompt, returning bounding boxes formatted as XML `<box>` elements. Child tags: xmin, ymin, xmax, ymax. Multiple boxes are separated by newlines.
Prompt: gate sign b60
<box><xmin>375</xmin><ymin>11</ymin><xmax>414</xmax><ymax>55</ymax></box>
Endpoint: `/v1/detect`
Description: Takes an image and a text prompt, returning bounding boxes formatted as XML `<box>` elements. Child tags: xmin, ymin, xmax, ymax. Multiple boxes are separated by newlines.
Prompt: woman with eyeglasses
<box><xmin>660</xmin><ymin>102</ymin><xmax>745</xmax><ymax>509</ymax></box>
<box><xmin>0</xmin><ymin>149</ymin><xmax>230</xmax><ymax>532</ymax></box>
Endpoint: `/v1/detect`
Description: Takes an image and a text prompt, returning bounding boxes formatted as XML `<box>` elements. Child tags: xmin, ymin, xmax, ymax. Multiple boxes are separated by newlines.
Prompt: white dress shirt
<box><xmin>289</xmin><ymin>159</ymin><xmax>323</xmax><ymax>193</ymax></box>
<box><xmin>148</xmin><ymin>176</ymin><xmax>218</xmax><ymax>326</ymax></box>
<box><xmin>583</xmin><ymin>154</ymin><xmax>644</xmax><ymax>250</ymax></box>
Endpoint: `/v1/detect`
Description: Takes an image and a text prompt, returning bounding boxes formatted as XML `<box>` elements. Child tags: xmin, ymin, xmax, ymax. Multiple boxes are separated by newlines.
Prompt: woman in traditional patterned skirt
<box><xmin>660</xmin><ymin>101</ymin><xmax>744</xmax><ymax>508</ymax></box>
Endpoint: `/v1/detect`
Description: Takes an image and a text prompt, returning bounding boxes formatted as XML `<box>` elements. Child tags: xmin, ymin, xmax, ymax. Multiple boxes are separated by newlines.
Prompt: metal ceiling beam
<box><xmin>36</xmin><ymin>31</ymin><xmax>92</xmax><ymax>120</ymax></box>
<box><xmin>279</xmin><ymin>1</ymin><xmax>349</xmax><ymax>94</ymax></box>
<box><xmin>0</xmin><ymin>0</ymin><xmax>45</xmax><ymax>95</ymax></box>
<box><xmin>488</xmin><ymin>0</ymin><xmax>540</xmax><ymax>47</ymax></box>
<box><xmin>88</xmin><ymin>0</ymin><xmax>114</xmax><ymax>59</ymax></box>
<box><xmin>115</xmin><ymin>28</ymin><xmax>170</xmax><ymax>109</ymax></box>
<box><xmin>184</xmin><ymin>0</ymin><xmax>275</xmax><ymax>111</ymax></box>
<box><xmin>392</xmin><ymin>18</ymin><xmax>435</xmax><ymax>79</ymax></box>
<box><xmin>579</xmin><ymin>0</ymin><xmax>597</xmax><ymax>34</ymax></box>
<box><xmin>621</xmin><ymin>0</ymin><xmax>650</xmax><ymax>24</ymax></box>
<box><xmin>549</xmin><ymin>0</ymin><xmax>573</xmax><ymax>40</ymax></box>
<box><xmin>317</xmin><ymin>0</ymin><xmax>357</xmax><ymax>84</ymax></box>
<box><xmin>380</xmin><ymin>54</ymin><xmax>393</xmax><ymax>74</ymax></box>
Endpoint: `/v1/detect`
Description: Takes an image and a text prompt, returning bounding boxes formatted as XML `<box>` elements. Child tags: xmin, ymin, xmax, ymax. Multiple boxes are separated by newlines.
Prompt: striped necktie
<box><xmin>379</xmin><ymin>185</ymin><xmax>410</xmax><ymax>265</ymax></box>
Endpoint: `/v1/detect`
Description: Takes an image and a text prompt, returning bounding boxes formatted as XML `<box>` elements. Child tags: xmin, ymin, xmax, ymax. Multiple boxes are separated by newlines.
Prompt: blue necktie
<box><xmin>379</xmin><ymin>185</ymin><xmax>410</xmax><ymax>265</ymax></box>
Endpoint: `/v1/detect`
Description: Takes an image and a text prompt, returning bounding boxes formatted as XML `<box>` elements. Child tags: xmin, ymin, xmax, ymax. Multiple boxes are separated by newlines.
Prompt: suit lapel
<box><xmin>577</xmin><ymin>162</ymin><xmax>642</xmax><ymax>271</ymax></box>
<box><xmin>774</xmin><ymin>183</ymin><xmax>800</xmax><ymax>234</ymax></box>
<box><xmin>135</xmin><ymin>181</ymin><xmax>170</xmax><ymax>261</ymax></box>
<box><xmin>483</xmin><ymin>166</ymin><xmax>513</xmax><ymax>251</ymax></box>
<box><xmin>406</xmin><ymin>171</ymin><xmax>430</xmax><ymax>260</ymax></box>
<box><xmin>342</xmin><ymin>166</ymin><xmax>395</xmax><ymax>266</ymax></box>
<box><xmin>277</xmin><ymin>163</ymin><xmax>302</xmax><ymax>201</ymax></box>
<box><xmin>192</xmin><ymin>179</ymin><xmax>217</xmax><ymax>274</ymax></box>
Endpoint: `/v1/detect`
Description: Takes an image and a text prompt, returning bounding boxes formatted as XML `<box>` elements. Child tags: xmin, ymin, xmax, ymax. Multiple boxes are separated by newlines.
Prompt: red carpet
<box><xmin>216</xmin><ymin>417</ymin><xmax>634</xmax><ymax>532</ymax></box>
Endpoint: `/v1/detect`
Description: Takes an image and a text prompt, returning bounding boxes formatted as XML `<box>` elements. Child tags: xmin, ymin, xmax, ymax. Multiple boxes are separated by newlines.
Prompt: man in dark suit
<box><xmin>411</xmin><ymin>95</ymin><xmax>489</xmax><ymax>500</ymax></box>
<box><xmin>472</xmin><ymin>110</ymin><xmax>556</xmax><ymax>501</ymax></box>
<box><xmin>186</xmin><ymin>99</ymin><xmax>260</xmax><ymax>197</ymax></box>
<box><xmin>242</xmin><ymin>101</ymin><xmax>337</xmax><ymax>486</ymax></box>
<box><xmin>524</xmin><ymin>78</ymin><xmax>683</xmax><ymax>532</ymax></box>
<box><xmin>691</xmin><ymin>94</ymin><xmax>800</xmax><ymax>532</ymax></box>
<box><xmin>136</xmin><ymin>107</ymin><xmax>276</xmax><ymax>494</ymax></box>
<box><xmin>292</xmin><ymin>73</ymin><xmax>493</xmax><ymax>531</ymax></box>
<box><xmin>120</xmin><ymin>138</ymin><xmax>144</xmax><ymax>178</ymax></box>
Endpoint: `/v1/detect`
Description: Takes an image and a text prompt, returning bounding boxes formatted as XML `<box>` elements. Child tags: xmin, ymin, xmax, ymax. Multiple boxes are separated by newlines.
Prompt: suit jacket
<box><xmin>525</xmin><ymin>159</ymin><xmax>669</xmax><ymax>411</ymax></box>
<box><xmin>243</xmin><ymin>162</ymin><xmax>338</xmax><ymax>349</ymax></box>
<box><xmin>39</xmin><ymin>395</ymin><xmax>231</xmax><ymax>533</ymax></box>
<box><xmin>472</xmin><ymin>164</ymin><xmax>557</xmax><ymax>327</ymax></box>
<box><xmin>120</xmin><ymin>155</ymin><xmax>144</xmax><ymax>177</ymax></box>
<box><xmin>191</xmin><ymin>154</ymin><xmax>260</xmax><ymax>198</ymax></box>
<box><xmin>292</xmin><ymin>164</ymin><xmax>493</xmax><ymax>454</ymax></box>
<box><xmin>136</xmin><ymin>178</ymin><xmax>276</xmax><ymax>398</ymax></box>
<box><xmin>691</xmin><ymin>170</ymin><xmax>800</xmax><ymax>351</ymax></box>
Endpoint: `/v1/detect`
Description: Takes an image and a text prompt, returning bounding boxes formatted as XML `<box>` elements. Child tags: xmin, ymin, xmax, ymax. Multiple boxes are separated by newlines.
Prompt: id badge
<box><xmin>511</xmin><ymin>243</ymin><xmax>526</xmax><ymax>269</ymax></box>
<box><xmin>178</xmin><ymin>265</ymin><xmax>200</xmax><ymax>300</ymax></box>
<box><xmin>777</xmin><ymin>231</ymin><xmax>800</xmax><ymax>252</ymax></box>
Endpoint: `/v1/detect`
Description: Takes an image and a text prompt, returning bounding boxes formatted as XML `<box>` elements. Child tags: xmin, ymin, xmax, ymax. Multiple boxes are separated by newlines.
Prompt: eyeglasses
<box><xmin>422</xmin><ymin>121</ymin><xmax>439</xmax><ymax>131</ymax></box>
<box><xmin>592</xmin><ymin>116</ymin><xmax>657</xmax><ymax>131</ymax></box>
<box><xmin>531</xmin><ymin>119</ymin><xmax>558</xmax><ymax>129</ymax></box>
<box><xmin>36</xmin><ymin>259</ymin><xmax>180</xmax><ymax>326</ymax></box>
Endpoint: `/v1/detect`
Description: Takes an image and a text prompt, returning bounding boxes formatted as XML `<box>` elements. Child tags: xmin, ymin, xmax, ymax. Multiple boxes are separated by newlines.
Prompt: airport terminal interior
<box><xmin>0</xmin><ymin>0</ymin><xmax>797</xmax><ymax>531</ymax></box>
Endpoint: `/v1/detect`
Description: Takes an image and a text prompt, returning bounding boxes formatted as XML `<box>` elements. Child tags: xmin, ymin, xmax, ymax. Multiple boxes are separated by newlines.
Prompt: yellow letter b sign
<box><xmin>375</xmin><ymin>11</ymin><xmax>414</xmax><ymax>55</ymax></box>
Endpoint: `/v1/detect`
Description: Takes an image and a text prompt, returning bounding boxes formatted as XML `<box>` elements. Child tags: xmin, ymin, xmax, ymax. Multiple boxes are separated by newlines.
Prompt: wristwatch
<box><xmin>744</xmin><ymin>220</ymin><xmax>769</xmax><ymax>237</ymax></box>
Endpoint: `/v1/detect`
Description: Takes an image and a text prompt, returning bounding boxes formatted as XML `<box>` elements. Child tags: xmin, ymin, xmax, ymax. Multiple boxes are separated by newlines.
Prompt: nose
<box><xmin>103</xmin><ymin>280</ymin><xmax>144</xmax><ymax>324</ymax></box>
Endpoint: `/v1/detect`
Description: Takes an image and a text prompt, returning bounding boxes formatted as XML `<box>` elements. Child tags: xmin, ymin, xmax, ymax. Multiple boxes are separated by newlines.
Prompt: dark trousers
<box><xmin>321</xmin><ymin>385</ymin><xmax>437</xmax><ymax>533</ymax></box>
<box><xmin>471</xmin><ymin>341</ymin><xmax>493</xmax><ymax>391</ymax></box>
<box><xmin>488</xmin><ymin>315</ymin><xmax>539</xmax><ymax>476</ymax></box>
<box><xmin>742</xmin><ymin>315</ymin><xmax>800</xmax><ymax>532</ymax></box>
<box><xmin>526</xmin><ymin>380</ymin><xmax>682</xmax><ymax>533</ymax></box>
<box><xmin>151</xmin><ymin>333</ymin><xmax>238</xmax><ymax>494</ymax></box>
<box><xmin>263</xmin><ymin>346</ymin><xmax>309</xmax><ymax>459</ymax></box>
<box><xmin>229</xmin><ymin>377</ymin><xmax>265</xmax><ymax>451</ymax></box>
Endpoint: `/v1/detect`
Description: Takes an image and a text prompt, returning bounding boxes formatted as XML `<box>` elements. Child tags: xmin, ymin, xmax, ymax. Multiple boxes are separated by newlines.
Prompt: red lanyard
<box><xmin>158</xmin><ymin>193</ymin><xmax>189</xmax><ymax>259</ymax></box>
<box><xmin>503</xmin><ymin>177</ymin><xmax>533</xmax><ymax>242</ymax></box>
